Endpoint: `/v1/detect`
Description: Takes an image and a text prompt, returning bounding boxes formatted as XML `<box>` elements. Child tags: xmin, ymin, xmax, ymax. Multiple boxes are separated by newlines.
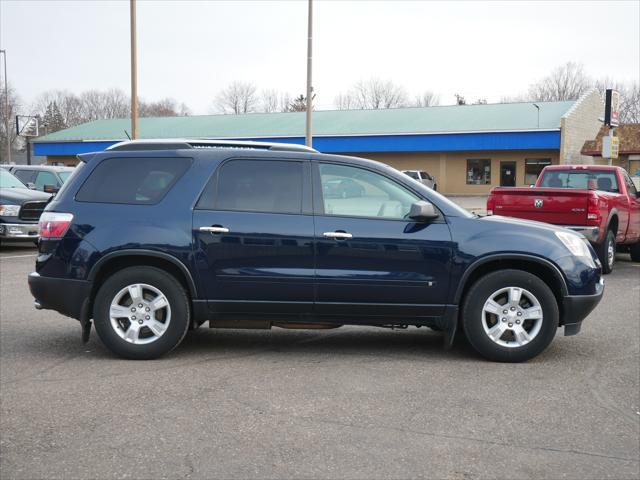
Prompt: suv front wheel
<box><xmin>93</xmin><ymin>266</ymin><xmax>191</xmax><ymax>359</ymax></box>
<box><xmin>462</xmin><ymin>269</ymin><xmax>559</xmax><ymax>362</ymax></box>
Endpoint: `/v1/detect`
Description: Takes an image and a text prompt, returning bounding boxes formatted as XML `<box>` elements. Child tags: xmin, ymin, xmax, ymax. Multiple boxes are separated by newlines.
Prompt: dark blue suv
<box><xmin>29</xmin><ymin>140</ymin><xmax>604</xmax><ymax>361</ymax></box>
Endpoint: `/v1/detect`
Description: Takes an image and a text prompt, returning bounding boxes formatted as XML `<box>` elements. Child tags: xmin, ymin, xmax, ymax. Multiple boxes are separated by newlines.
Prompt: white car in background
<box><xmin>402</xmin><ymin>170</ymin><xmax>437</xmax><ymax>191</ymax></box>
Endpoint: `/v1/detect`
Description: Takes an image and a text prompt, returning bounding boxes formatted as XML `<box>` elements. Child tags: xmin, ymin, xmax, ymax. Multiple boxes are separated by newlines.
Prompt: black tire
<box><xmin>630</xmin><ymin>242</ymin><xmax>640</xmax><ymax>263</ymax></box>
<box><xmin>461</xmin><ymin>269</ymin><xmax>559</xmax><ymax>363</ymax></box>
<box><xmin>596</xmin><ymin>230</ymin><xmax>615</xmax><ymax>274</ymax></box>
<box><xmin>93</xmin><ymin>266</ymin><xmax>191</xmax><ymax>360</ymax></box>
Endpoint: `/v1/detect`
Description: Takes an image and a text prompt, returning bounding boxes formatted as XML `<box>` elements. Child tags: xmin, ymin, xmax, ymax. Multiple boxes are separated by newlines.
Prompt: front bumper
<box><xmin>561</xmin><ymin>277</ymin><xmax>604</xmax><ymax>336</ymax></box>
<box><xmin>0</xmin><ymin>222</ymin><xmax>39</xmax><ymax>240</ymax></box>
<box><xmin>28</xmin><ymin>272</ymin><xmax>92</xmax><ymax>321</ymax></box>
<box><xmin>562</xmin><ymin>225</ymin><xmax>600</xmax><ymax>243</ymax></box>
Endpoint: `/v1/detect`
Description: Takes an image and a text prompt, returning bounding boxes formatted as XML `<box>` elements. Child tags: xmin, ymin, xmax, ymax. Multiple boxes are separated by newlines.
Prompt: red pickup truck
<box><xmin>487</xmin><ymin>165</ymin><xmax>640</xmax><ymax>273</ymax></box>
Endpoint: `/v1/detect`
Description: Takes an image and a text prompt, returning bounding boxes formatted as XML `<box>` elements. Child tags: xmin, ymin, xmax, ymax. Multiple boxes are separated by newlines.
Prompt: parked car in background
<box><xmin>402</xmin><ymin>170</ymin><xmax>437</xmax><ymax>190</ymax></box>
<box><xmin>322</xmin><ymin>178</ymin><xmax>366</xmax><ymax>198</ymax></box>
<box><xmin>0</xmin><ymin>168</ymin><xmax>51</xmax><ymax>243</ymax></box>
<box><xmin>29</xmin><ymin>139</ymin><xmax>603</xmax><ymax>362</ymax></box>
<box><xmin>487</xmin><ymin>165</ymin><xmax>640</xmax><ymax>273</ymax></box>
<box><xmin>8</xmin><ymin>165</ymin><xmax>75</xmax><ymax>193</ymax></box>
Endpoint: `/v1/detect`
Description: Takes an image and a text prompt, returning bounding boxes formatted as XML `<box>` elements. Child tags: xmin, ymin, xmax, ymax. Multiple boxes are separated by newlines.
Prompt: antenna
<box><xmin>124</xmin><ymin>130</ymin><xmax>132</xmax><ymax>140</ymax></box>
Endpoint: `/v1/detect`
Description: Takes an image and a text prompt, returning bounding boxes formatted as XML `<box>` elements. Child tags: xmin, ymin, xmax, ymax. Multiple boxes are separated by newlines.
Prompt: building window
<box><xmin>525</xmin><ymin>158</ymin><xmax>552</xmax><ymax>185</ymax></box>
<box><xmin>466</xmin><ymin>159</ymin><xmax>491</xmax><ymax>185</ymax></box>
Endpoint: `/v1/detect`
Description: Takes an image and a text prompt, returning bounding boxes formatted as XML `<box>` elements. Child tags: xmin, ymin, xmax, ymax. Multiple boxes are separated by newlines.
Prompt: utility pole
<box><xmin>130</xmin><ymin>0</ymin><xmax>139</xmax><ymax>139</ymax></box>
<box><xmin>0</xmin><ymin>50</ymin><xmax>10</xmax><ymax>163</ymax></box>
<box><xmin>305</xmin><ymin>0</ymin><xmax>313</xmax><ymax>148</ymax></box>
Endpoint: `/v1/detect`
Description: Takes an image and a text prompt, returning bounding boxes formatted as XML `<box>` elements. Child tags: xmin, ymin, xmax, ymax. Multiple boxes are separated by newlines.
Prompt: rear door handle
<box><xmin>323</xmin><ymin>231</ymin><xmax>353</xmax><ymax>240</ymax></box>
<box><xmin>199</xmin><ymin>226</ymin><xmax>230</xmax><ymax>234</ymax></box>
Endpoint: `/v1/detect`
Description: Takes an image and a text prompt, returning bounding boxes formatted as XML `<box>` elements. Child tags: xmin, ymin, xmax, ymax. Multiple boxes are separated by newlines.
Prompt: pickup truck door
<box><xmin>622</xmin><ymin>171</ymin><xmax>640</xmax><ymax>242</ymax></box>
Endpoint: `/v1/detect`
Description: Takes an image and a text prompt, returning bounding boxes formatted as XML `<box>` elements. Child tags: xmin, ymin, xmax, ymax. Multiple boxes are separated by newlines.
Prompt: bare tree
<box><xmin>335</xmin><ymin>78</ymin><xmax>408</xmax><ymax>110</ymax></box>
<box><xmin>527</xmin><ymin>62</ymin><xmax>592</xmax><ymax>102</ymax></box>
<box><xmin>139</xmin><ymin>97</ymin><xmax>190</xmax><ymax>117</ymax></box>
<box><xmin>334</xmin><ymin>92</ymin><xmax>356</xmax><ymax>110</ymax></box>
<box><xmin>413</xmin><ymin>91</ymin><xmax>440</xmax><ymax>107</ymax></box>
<box><xmin>0</xmin><ymin>83</ymin><xmax>21</xmax><ymax>162</ymax></box>
<box><xmin>260</xmin><ymin>89</ymin><xmax>280</xmax><ymax>113</ymax></box>
<box><xmin>214</xmin><ymin>81</ymin><xmax>258</xmax><ymax>114</ymax></box>
<box><xmin>33</xmin><ymin>90</ymin><xmax>84</xmax><ymax>127</ymax></box>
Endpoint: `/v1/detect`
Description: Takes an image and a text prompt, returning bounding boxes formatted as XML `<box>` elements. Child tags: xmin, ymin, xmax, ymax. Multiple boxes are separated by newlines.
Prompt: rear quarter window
<box><xmin>75</xmin><ymin>157</ymin><xmax>191</xmax><ymax>204</ymax></box>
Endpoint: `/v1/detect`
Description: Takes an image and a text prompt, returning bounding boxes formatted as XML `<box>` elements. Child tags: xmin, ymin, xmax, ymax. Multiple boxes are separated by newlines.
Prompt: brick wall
<box><xmin>559</xmin><ymin>89</ymin><xmax>603</xmax><ymax>165</ymax></box>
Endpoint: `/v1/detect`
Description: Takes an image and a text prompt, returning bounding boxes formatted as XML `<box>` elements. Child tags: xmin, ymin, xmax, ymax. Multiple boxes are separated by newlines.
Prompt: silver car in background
<box><xmin>402</xmin><ymin>170</ymin><xmax>437</xmax><ymax>191</ymax></box>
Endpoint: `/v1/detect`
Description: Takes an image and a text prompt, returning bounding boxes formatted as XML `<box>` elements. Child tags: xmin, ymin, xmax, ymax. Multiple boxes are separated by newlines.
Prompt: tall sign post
<box><xmin>130</xmin><ymin>0</ymin><xmax>139</xmax><ymax>139</ymax></box>
<box><xmin>305</xmin><ymin>0</ymin><xmax>313</xmax><ymax>148</ymax></box>
<box><xmin>602</xmin><ymin>89</ymin><xmax>620</xmax><ymax>165</ymax></box>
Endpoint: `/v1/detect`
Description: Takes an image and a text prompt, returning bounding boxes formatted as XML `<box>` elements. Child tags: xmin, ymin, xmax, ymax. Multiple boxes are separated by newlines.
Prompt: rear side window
<box><xmin>13</xmin><ymin>169</ymin><xmax>36</xmax><ymax>184</ymax></box>
<box><xmin>76</xmin><ymin>157</ymin><xmax>191</xmax><ymax>204</ymax></box>
<box><xmin>197</xmin><ymin>159</ymin><xmax>303</xmax><ymax>214</ymax></box>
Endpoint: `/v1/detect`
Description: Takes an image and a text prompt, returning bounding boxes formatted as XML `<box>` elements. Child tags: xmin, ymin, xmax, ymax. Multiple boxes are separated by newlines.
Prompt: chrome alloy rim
<box><xmin>607</xmin><ymin>238</ymin><xmax>615</xmax><ymax>269</ymax></box>
<box><xmin>109</xmin><ymin>283</ymin><xmax>171</xmax><ymax>345</ymax></box>
<box><xmin>481</xmin><ymin>287</ymin><xmax>543</xmax><ymax>348</ymax></box>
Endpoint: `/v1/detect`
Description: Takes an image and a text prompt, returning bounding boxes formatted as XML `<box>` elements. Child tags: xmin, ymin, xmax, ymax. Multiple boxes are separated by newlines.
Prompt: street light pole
<box><xmin>130</xmin><ymin>0</ymin><xmax>139</xmax><ymax>140</ymax></box>
<box><xmin>533</xmin><ymin>103</ymin><xmax>540</xmax><ymax>128</ymax></box>
<box><xmin>305</xmin><ymin>0</ymin><xmax>313</xmax><ymax>148</ymax></box>
<box><xmin>0</xmin><ymin>50</ymin><xmax>11</xmax><ymax>163</ymax></box>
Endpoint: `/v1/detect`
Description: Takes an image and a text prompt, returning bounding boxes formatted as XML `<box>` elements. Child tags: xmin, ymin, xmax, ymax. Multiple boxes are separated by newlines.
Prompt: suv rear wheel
<box><xmin>93</xmin><ymin>266</ymin><xmax>191</xmax><ymax>359</ymax></box>
<box><xmin>461</xmin><ymin>269</ymin><xmax>559</xmax><ymax>362</ymax></box>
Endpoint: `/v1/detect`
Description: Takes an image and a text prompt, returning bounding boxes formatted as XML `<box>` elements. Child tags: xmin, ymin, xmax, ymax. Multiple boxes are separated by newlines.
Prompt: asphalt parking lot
<box><xmin>1</xmin><ymin>243</ymin><xmax>638</xmax><ymax>480</ymax></box>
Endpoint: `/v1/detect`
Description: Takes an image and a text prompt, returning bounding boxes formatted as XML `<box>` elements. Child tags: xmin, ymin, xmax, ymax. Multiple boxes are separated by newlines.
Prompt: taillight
<box><xmin>486</xmin><ymin>195</ymin><xmax>495</xmax><ymax>215</ymax></box>
<box><xmin>39</xmin><ymin>212</ymin><xmax>73</xmax><ymax>239</ymax></box>
<box><xmin>587</xmin><ymin>195</ymin><xmax>600</xmax><ymax>223</ymax></box>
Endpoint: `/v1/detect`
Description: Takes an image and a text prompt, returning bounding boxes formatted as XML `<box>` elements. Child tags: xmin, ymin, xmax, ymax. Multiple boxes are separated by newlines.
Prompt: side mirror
<box><xmin>26</xmin><ymin>182</ymin><xmax>36</xmax><ymax>190</ymax></box>
<box><xmin>43</xmin><ymin>184</ymin><xmax>59</xmax><ymax>194</ymax></box>
<box><xmin>408</xmin><ymin>201</ymin><xmax>439</xmax><ymax>222</ymax></box>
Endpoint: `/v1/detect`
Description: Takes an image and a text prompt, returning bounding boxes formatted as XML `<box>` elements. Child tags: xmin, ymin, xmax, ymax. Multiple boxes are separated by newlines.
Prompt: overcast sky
<box><xmin>1</xmin><ymin>0</ymin><xmax>639</xmax><ymax>115</ymax></box>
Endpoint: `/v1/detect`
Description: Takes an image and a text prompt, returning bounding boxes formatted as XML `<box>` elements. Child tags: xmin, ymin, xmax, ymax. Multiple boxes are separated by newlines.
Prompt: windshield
<box><xmin>0</xmin><ymin>169</ymin><xmax>28</xmax><ymax>189</ymax></box>
<box><xmin>58</xmin><ymin>171</ymin><xmax>73</xmax><ymax>183</ymax></box>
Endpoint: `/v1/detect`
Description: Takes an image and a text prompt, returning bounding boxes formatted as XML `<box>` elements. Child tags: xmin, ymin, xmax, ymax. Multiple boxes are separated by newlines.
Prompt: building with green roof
<box><xmin>33</xmin><ymin>91</ymin><xmax>603</xmax><ymax>194</ymax></box>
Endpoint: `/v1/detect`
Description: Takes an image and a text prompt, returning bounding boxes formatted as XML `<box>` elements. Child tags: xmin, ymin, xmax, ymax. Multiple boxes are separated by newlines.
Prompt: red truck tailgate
<box><xmin>491</xmin><ymin>188</ymin><xmax>589</xmax><ymax>225</ymax></box>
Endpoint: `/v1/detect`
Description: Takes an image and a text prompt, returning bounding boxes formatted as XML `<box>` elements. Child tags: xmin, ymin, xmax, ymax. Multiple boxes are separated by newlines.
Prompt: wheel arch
<box><xmin>606</xmin><ymin>209</ymin><xmax>619</xmax><ymax>235</ymax></box>
<box><xmin>88</xmin><ymin>250</ymin><xmax>198</xmax><ymax>302</ymax></box>
<box><xmin>454</xmin><ymin>254</ymin><xmax>568</xmax><ymax>323</ymax></box>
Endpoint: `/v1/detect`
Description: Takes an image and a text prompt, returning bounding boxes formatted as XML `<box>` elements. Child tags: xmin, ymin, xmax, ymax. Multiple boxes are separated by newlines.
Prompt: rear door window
<box><xmin>76</xmin><ymin>157</ymin><xmax>191</xmax><ymax>204</ymax></box>
<box><xmin>197</xmin><ymin>159</ymin><xmax>304</xmax><ymax>214</ymax></box>
<box><xmin>35</xmin><ymin>171</ymin><xmax>59</xmax><ymax>190</ymax></box>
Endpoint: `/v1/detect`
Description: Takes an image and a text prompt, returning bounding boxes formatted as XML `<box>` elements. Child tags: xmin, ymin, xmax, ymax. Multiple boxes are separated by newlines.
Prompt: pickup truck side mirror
<box><xmin>43</xmin><ymin>184</ymin><xmax>60</xmax><ymax>194</ymax></box>
<box><xmin>408</xmin><ymin>201</ymin><xmax>439</xmax><ymax>222</ymax></box>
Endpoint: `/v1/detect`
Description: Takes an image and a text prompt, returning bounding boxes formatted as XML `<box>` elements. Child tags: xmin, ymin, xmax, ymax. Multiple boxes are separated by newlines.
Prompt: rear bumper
<box><xmin>561</xmin><ymin>277</ymin><xmax>604</xmax><ymax>335</ymax></box>
<box><xmin>0</xmin><ymin>222</ymin><xmax>39</xmax><ymax>240</ymax></box>
<box><xmin>28</xmin><ymin>272</ymin><xmax>92</xmax><ymax>320</ymax></box>
<box><xmin>562</xmin><ymin>225</ymin><xmax>600</xmax><ymax>243</ymax></box>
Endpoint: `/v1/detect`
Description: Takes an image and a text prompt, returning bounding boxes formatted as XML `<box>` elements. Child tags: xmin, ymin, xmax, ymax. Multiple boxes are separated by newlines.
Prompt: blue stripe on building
<box><xmin>33</xmin><ymin>130</ymin><xmax>561</xmax><ymax>157</ymax></box>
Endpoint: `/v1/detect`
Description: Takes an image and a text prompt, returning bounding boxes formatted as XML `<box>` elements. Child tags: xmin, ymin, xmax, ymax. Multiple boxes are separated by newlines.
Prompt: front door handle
<box><xmin>199</xmin><ymin>226</ymin><xmax>230</xmax><ymax>234</ymax></box>
<box><xmin>323</xmin><ymin>231</ymin><xmax>353</xmax><ymax>240</ymax></box>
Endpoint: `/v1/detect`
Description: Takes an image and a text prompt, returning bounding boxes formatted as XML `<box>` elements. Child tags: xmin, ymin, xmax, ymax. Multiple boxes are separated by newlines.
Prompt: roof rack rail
<box><xmin>106</xmin><ymin>139</ymin><xmax>317</xmax><ymax>153</ymax></box>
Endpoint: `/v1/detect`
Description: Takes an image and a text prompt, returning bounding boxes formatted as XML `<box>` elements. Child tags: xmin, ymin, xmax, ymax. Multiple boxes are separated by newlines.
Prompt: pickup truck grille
<box><xmin>19</xmin><ymin>201</ymin><xmax>47</xmax><ymax>221</ymax></box>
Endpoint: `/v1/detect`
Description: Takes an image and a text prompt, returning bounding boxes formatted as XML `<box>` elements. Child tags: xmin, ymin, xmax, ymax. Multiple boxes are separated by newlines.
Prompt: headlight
<box><xmin>555</xmin><ymin>231</ymin><xmax>593</xmax><ymax>261</ymax></box>
<box><xmin>0</xmin><ymin>205</ymin><xmax>20</xmax><ymax>217</ymax></box>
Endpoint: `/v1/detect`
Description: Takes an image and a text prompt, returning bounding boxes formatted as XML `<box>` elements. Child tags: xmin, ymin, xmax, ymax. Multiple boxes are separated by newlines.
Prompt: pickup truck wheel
<box><xmin>461</xmin><ymin>270</ymin><xmax>559</xmax><ymax>362</ymax></box>
<box><xmin>630</xmin><ymin>243</ymin><xmax>640</xmax><ymax>262</ymax></box>
<box><xmin>93</xmin><ymin>266</ymin><xmax>191</xmax><ymax>360</ymax></box>
<box><xmin>597</xmin><ymin>230</ymin><xmax>616</xmax><ymax>274</ymax></box>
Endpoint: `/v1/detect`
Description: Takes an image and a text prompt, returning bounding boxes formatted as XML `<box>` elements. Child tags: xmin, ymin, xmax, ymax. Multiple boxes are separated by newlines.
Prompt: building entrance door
<box><xmin>500</xmin><ymin>162</ymin><xmax>516</xmax><ymax>187</ymax></box>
